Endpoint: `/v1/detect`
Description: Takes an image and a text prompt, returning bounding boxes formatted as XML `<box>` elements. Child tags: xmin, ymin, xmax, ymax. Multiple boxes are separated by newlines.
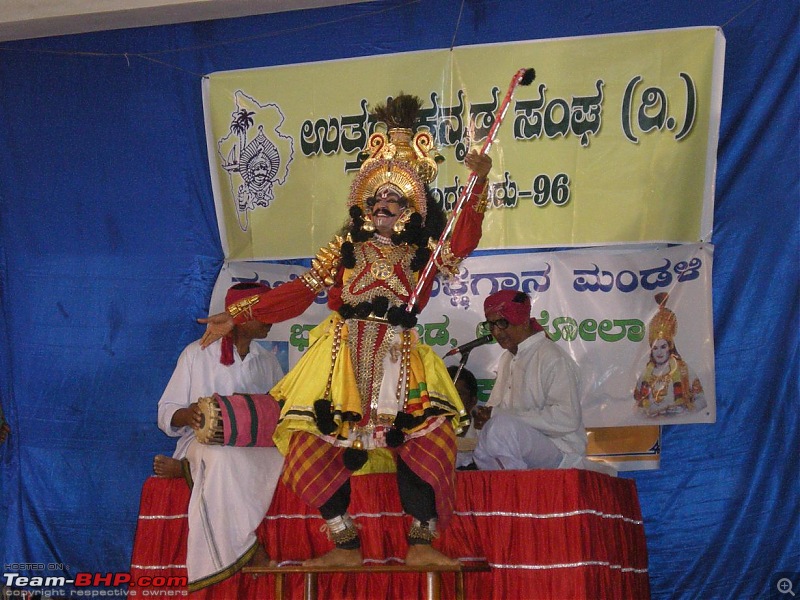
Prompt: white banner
<box><xmin>202</xmin><ymin>27</ymin><xmax>725</xmax><ymax>259</ymax></box>
<box><xmin>210</xmin><ymin>243</ymin><xmax>715</xmax><ymax>428</ymax></box>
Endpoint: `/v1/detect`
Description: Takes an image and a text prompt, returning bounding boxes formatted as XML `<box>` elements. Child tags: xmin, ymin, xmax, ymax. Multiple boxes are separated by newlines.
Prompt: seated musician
<box><xmin>447</xmin><ymin>365</ymin><xmax>479</xmax><ymax>470</ymax></box>
<box><xmin>155</xmin><ymin>282</ymin><xmax>285</xmax><ymax>591</ymax></box>
<box><xmin>473</xmin><ymin>290</ymin><xmax>614</xmax><ymax>475</ymax></box>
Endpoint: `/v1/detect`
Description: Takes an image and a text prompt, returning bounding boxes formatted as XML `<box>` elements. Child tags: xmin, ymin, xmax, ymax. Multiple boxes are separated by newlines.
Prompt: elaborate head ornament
<box><xmin>648</xmin><ymin>292</ymin><xmax>677</xmax><ymax>346</ymax></box>
<box><xmin>348</xmin><ymin>94</ymin><xmax>440</xmax><ymax>223</ymax></box>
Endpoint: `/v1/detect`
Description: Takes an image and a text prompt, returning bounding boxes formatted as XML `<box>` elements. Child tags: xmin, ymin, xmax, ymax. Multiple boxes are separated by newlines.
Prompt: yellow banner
<box><xmin>203</xmin><ymin>27</ymin><xmax>724</xmax><ymax>260</ymax></box>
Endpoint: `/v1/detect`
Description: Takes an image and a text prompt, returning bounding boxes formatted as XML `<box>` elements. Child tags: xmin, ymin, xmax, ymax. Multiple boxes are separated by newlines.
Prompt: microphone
<box><xmin>444</xmin><ymin>334</ymin><xmax>493</xmax><ymax>357</ymax></box>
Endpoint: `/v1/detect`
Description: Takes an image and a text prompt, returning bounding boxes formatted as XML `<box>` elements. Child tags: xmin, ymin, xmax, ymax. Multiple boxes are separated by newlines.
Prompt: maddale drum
<box><xmin>195</xmin><ymin>393</ymin><xmax>280</xmax><ymax>447</ymax></box>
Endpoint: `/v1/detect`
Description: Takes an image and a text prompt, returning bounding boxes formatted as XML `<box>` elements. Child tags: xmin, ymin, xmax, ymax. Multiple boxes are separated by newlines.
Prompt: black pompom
<box><xmin>314</xmin><ymin>399</ymin><xmax>337</xmax><ymax>435</ymax></box>
<box><xmin>372</xmin><ymin>296</ymin><xmax>389</xmax><ymax>317</ymax></box>
<box><xmin>410</xmin><ymin>247</ymin><xmax>430</xmax><ymax>272</ymax></box>
<box><xmin>387</xmin><ymin>305</ymin><xmax>418</xmax><ymax>328</ymax></box>
<box><xmin>393</xmin><ymin>411</ymin><xmax>416</xmax><ymax>430</ymax></box>
<box><xmin>343</xmin><ymin>447</ymin><xmax>369</xmax><ymax>471</ymax></box>
<box><xmin>354</xmin><ymin>302</ymin><xmax>372</xmax><ymax>319</ymax></box>
<box><xmin>341</xmin><ymin>241</ymin><xmax>355</xmax><ymax>268</ymax></box>
<box><xmin>520</xmin><ymin>68</ymin><xmax>536</xmax><ymax>86</ymax></box>
<box><xmin>401</xmin><ymin>312</ymin><xmax>418</xmax><ymax>329</ymax></box>
<box><xmin>349</xmin><ymin>205</ymin><xmax>363</xmax><ymax>219</ymax></box>
<box><xmin>386</xmin><ymin>427</ymin><xmax>405</xmax><ymax>448</ymax></box>
<box><xmin>386</xmin><ymin>305</ymin><xmax>404</xmax><ymax>326</ymax></box>
<box><xmin>338</xmin><ymin>304</ymin><xmax>355</xmax><ymax>319</ymax></box>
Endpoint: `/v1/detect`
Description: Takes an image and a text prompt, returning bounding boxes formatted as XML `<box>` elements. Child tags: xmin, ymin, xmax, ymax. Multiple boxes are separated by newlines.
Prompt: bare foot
<box><xmin>153</xmin><ymin>455</ymin><xmax>184</xmax><ymax>478</ymax></box>
<box><xmin>302</xmin><ymin>548</ymin><xmax>362</xmax><ymax>568</ymax></box>
<box><xmin>405</xmin><ymin>544</ymin><xmax>459</xmax><ymax>567</ymax></box>
<box><xmin>247</xmin><ymin>543</ymin><xmax>276</xmax><ymax>568</ymax></box>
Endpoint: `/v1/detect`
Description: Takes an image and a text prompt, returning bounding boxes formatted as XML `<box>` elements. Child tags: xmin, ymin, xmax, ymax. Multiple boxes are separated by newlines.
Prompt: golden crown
<box><xmin>348</xmin><ymin>95</ymin><xmax>440</xmax><ymax>223</ymax></box>
<box><xmin>648</xmin><ymin>293</ymin><xmax>677</xmax><ymax>346</ymax></box>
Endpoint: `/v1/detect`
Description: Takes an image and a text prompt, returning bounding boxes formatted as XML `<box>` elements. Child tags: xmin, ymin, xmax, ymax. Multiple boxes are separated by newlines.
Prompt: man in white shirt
<box><xmin>473</xmin><ymin>290</ymin><xmax>590</xmax><ymax>471</ymax></box>
<box><xmin>156</xmin><ymin>283</ymin><xmax>285</xmax><ymax>591</ymax></box>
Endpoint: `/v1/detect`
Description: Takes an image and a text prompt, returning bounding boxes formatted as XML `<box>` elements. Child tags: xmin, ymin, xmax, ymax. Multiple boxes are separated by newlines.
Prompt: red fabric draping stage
<box><xmin>130</xmin><ymin>470</ymin><xmax>650</xmax><ymax>599</ymax></box>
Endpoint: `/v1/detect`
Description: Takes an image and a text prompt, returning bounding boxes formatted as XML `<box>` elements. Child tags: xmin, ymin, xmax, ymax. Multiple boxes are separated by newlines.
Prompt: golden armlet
<box><xmin>431</xmin><ymin>240</ymin><xmax>463</xmax><ymax>276</ymax></box>
<box><xmin>300</xmin><ymin>235</ymin><xmax>345</xmax><ymax>293</ymax></box>
<box><xmin>473</xmin><ymin>184</ymin><xmax>490</xmax><ymax>214</ymax></box>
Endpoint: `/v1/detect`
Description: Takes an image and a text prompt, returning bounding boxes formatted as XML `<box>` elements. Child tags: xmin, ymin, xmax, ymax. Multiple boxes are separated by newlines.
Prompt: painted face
<box><xmin>367</xmin><ymin>185</ymin><xmax>408</xmax><ymax>236</ymax></box>
<box><xmin>484</xmin><ymin>310</ymin><xmax>531</xmax><ymax>355</ymax></box>
<box><xmin>651</xmin><ymin>338</ymin><xmax>671</xmax><ymax>366</ymax></box>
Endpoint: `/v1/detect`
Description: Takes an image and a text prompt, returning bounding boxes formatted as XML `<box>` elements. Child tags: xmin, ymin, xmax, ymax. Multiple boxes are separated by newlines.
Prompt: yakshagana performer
<box><xmin>199</xmin><ymin>94</ymin><xmax>492</xmax><ymax>567</ymax></box>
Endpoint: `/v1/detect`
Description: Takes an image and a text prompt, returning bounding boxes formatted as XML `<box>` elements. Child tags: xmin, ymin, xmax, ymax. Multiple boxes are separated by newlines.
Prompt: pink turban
<box><xmin>220</xmin><ymin>282</ymin><xmax>271</xmax><ymax>366</ymax></box>
<box><xmin>483</xmin><ymin>290</ymin><xmax>544</xmax><ymax>333</ymax></box>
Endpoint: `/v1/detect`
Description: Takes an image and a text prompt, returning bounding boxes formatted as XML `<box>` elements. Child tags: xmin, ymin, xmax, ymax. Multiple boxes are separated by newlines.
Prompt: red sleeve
<box><xmin>232</xmin><ymin>277</ymin><xmax>318</xmax><ymax>325</ymax></box>
<box><xmin>413</xmin><ymin>181</ymin><xmax>488</xmax><ymax>312</ymax></box>
<box><xmin>449</xmin><ymin>180</ymin><xmax>487</xmax><ymax>257</ymax></box>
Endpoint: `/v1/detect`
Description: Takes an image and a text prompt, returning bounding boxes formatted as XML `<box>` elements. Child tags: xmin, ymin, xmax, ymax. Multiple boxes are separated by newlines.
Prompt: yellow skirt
<box><xmin>271</xmin><ymin>313</ymin><xmax>466</xmax><ymax>473</ymax></box>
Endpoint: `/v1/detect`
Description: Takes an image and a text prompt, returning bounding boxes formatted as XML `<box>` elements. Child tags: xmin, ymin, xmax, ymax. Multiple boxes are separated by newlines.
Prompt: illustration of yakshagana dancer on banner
<box><xmin>634</xmin><ymin>292</ymin><xmax>707</xmax><ymax>418</ymax></box>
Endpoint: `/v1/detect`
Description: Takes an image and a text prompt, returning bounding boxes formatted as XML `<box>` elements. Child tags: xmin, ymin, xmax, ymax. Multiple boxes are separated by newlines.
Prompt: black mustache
<box><xmin>373</xmin><ymin>209</ymin><xmax>396</xmax><ymax>217</ymax></box>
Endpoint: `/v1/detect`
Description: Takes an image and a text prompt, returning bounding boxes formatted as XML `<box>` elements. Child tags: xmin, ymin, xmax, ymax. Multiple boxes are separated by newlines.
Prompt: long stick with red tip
<box><xmin>406</xmin><ymin>67</ymin><xmax>536</xmax><ymax>314</ymax></box>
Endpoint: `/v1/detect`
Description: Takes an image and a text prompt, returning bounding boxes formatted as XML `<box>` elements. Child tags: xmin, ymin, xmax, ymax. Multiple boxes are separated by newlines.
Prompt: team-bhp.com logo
<box><xmin>3</xmin><ymin>571</ymin><xmax>187</xmax><ymax>596</ymax></box>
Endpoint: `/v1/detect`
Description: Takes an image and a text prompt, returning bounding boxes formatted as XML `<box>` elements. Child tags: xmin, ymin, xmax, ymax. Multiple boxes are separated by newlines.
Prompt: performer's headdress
<box><xmin>220</xmin><ymin>282</ymin><xmax>271</xmax><ymax>366</ymax></box>
<box><xmin>648</xmin><ymin>292</ymin><xmax>677</xmax><ymax>347</ymax></box>
<box><xmin>348</xmin><ymin>94</ymin><xmax>440</xmax><ymax>224</ymax></box>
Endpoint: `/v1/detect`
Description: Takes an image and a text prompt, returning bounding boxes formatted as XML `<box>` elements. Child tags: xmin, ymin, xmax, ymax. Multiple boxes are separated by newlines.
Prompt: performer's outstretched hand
<box><xmin>198</xmin><ymin>312</ymin><xmax>234</xmax><ymax>348</ymax></box>
<box><xmin>465</xmin><ymin>150</ymin><xmax>492</xmax><ymax>182</ymax></box>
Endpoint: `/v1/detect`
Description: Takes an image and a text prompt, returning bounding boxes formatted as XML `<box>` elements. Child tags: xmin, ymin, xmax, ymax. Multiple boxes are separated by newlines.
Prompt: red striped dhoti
<box><xmin>282</xmin><ymin>422</ymin><xmax>457</xmax><ymax>528</ymax></box>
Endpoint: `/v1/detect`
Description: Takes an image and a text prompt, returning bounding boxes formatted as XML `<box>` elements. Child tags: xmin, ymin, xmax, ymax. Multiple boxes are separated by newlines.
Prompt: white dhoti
<box><xmin>185</xmin><ymin>442</ymin><xmax>284</xmax><ymax>590</ymax></box>
<box><xmin>474</xmin><ymin>414</ymin><xmax>564</xmax><ymax>470</ymax></box>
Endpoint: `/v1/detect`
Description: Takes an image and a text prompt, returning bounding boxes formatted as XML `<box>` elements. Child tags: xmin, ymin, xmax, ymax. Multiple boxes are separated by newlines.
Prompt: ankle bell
<box><xmin>407</xmin><ymin>517</ymin><xmax>438</xmax><ymax>545</ymax></box>
<box><xmin>324</xmin><ymin>514</ymin><xmax>361</xmax><ymax>549</ymax></box>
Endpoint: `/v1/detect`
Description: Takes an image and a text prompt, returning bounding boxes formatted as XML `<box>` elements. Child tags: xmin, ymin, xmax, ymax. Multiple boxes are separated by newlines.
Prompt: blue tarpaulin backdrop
<box><xmin>0</xmin><ymin>1</ymin><xmax>797</xmax><ymax>598</ymax></box>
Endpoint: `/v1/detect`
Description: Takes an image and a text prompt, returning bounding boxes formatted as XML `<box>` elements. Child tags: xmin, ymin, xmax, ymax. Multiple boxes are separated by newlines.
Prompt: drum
<box><xmin>195</xmin><ymin>393</ymin><xmax>279</xmax><ymax>447</ymax></box>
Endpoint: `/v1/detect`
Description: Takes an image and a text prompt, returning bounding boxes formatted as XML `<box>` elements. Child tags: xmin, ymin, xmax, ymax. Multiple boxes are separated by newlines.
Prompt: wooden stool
<box><xmin>243</xmin><ymin>560</ymin><xmax>491</xmax><ymax>600</ymax></box>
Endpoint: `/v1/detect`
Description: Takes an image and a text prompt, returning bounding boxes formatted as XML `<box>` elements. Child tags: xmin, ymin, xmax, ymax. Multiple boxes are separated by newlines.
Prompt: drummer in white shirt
<box><xmin>155</xmin><ymin>282</ymin><xmax>285</xmax><ymax>591</ymax></box>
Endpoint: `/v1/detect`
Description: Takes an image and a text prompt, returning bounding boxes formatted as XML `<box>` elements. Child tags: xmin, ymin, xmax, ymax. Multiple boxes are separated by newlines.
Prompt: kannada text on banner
<box><xmin>209</xmin><ymin>243</ymin><xmax>716</xmax><ymax>429</ymax></box>
<box><xmin>202</xmin><ymin>27</ymin><xmax>724</xmax><ymax>260</ymax></box>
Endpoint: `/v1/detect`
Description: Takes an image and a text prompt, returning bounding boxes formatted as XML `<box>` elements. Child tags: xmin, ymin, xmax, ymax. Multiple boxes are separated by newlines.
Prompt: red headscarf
<box><xmin>220</xmin><ymin>282</ymin><xmax>271</xmax><ymax>366</ymax></box>
<box><xmin>483</xmin><ymin>290</ymin><xmax>545</xmax><ymax>334</ymax></box>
